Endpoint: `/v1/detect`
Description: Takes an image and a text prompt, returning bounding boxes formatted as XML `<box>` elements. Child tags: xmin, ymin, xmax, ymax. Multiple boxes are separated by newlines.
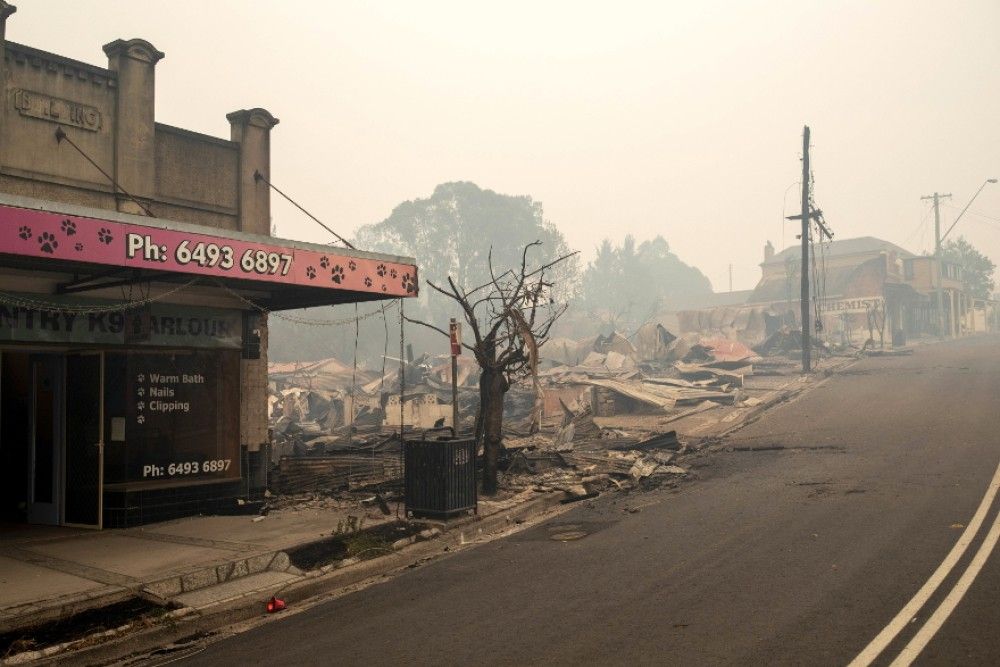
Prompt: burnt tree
<box><xmin>407</xmin><ymin>241</ymin><xmax>575</xmax><ymax>495</ymax></box>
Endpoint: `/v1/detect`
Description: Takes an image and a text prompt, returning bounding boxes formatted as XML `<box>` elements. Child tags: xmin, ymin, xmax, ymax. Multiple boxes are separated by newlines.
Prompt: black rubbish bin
<box><xmin>404</xmin><ymin>432</ymin><xmax>477</xmax><ymax>519</ymax></box>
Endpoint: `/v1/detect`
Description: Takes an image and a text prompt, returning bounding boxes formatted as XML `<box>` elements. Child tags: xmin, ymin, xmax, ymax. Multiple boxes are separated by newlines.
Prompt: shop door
<box><xmin>64</xmin><ymin>353</ymin><xmax>103</xmax><ymax>528</ymax></box>
<box><xmin>28</xmin><ymin>355</ymin><xmax>63</xmax><ymax>525</ymax></box>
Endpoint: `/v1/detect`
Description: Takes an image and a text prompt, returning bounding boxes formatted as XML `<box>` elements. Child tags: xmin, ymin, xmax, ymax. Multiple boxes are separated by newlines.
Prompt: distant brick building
<box><xmin>0</xmin><ymin>3</ymin><xmax>417</xmax><ymax>528</ymax></box>
<box><xmin>675</xmin><ymin>236</ymin><xmax>989</xmax><ymax>347</ymax></box>
<box><xmin>750</xmin><ymin>237</ymin><xmax>926</xmax><ymax>344</ymax></box>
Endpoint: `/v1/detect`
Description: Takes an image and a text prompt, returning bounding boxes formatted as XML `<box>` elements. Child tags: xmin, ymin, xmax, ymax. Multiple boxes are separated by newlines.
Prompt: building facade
<box><xmin>0</xmin><ymin>4</ymin><xmax>418</xmax><ymax>528</ymax></box>
<box><xmin>674</xmin><ymin>235</ymin><xmax>993</xmax><ymax>348</ymax></box>
<box><xmin>749</xmin><ymin>237</ymin><xmax>990</xmax><ymax>344</ymax></box>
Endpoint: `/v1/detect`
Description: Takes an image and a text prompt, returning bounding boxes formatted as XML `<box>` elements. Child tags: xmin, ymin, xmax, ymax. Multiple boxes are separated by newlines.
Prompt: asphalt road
<box><xmin>177</xmin><ymin>337</ymin><xmax>1000</xmax><ymax>666</ymax></box>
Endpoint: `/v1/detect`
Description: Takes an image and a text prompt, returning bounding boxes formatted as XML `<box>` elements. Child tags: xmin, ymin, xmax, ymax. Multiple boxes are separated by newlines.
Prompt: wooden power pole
<box><xmin>800</xmin><ymin>126</ymin><xmax>811</xmax><ymax>373</ymax></box>
<box><xmin>921</xmin><ymin>192</ymin><xmax>951</xmax><ymax>339</ymax></box>
<box><xmin>786</xmin><ymin>126</ymin><xmax>834</xmax><ymax>373</ymax></box>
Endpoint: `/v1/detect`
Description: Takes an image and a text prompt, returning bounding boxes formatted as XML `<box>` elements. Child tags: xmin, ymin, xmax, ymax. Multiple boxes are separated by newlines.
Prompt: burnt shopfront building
<box><xmin>0</xmin><ymin>7</ymin><xmax>418</xmax><ymax>528</ymax></box>
<box><xmin>0</xmin><ymin>195</ymin><xmax>417</xmax><ymax>528</ymax></box>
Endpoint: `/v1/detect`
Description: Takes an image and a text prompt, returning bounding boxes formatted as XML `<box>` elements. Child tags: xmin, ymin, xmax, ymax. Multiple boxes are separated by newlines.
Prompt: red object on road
<box><xmin>266</xmin><ymin>596</ymin><xmax>287</xmax><ymax>613</ymax></box>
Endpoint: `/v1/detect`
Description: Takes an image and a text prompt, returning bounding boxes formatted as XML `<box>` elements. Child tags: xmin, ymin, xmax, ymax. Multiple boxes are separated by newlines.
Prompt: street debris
<box><xmin>266</xmin><ymin>322</ymin><xmax>829</xmax><ymax>503</ymax></box>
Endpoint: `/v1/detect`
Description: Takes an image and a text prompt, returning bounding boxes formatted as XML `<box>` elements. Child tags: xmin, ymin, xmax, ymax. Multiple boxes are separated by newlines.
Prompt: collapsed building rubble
<box><xmin>265</xmin><ymin>320</ymin><xmax>832</xmax><ymax>502</ymax></box>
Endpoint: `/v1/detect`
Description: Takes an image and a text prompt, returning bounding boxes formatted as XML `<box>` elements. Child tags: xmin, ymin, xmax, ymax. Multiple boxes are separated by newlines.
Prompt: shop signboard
<box><xmin>817</xmin><ymin>296</ymin><xmax>884</xmax><ymax>315</ymax></box>
<box><xmin>0</xmin><ymin>203</ymin><xmax>418</xmax><ymax>297</ymax></box>
<box><xmin>0</xmin><ymin>296</ymin><xmax>242</xmax><ymax>348</ymax></box>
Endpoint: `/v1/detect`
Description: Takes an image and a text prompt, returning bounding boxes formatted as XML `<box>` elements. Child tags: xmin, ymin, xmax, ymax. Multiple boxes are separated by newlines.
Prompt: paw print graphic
<box><xmin>330</xmin><ymin>265</ymin><xmax>345</xmax><ymax>284</ymax></box>
<box><xmin>37</xmin><ymin>231</ymin><xmax>58</xmax><ymax>253</ymax></box>
<box><xmin>74</xmin><ymin>242</ymin><xmax>84</xmax><ymax>252</ymax></box>
<box><xmin>98</xmin><ymin>228</ymin><xmax>113</xmax><ymax>244</ymax></box>
<box><xmin>348</xmin><ymin>260</ymin><xmax>357</xmax><ymax>271</ymax></box>
<box><xmin>382</xmin><ymin>284</ymin><xmax>387</xmax><ymax>292</ymax></box>
<box><xmin>319</xmin><ymin>256</ymin><xmax>330</xmax><ymax>269</ymax></box>
<box><xmin>401</xmin><ymin>273</ymin><xmax>416</xmax><ymax>294</ymax></box>
<box><xmin>18</xmin><ymin>225</ymin><xmax>32</xmax><ymax>240</ymax></box>
<box><xmin>61</xmin><ymin>219</ymin><xmax>77</xmax><ymax>236</ymax></box>
<box><xmin>389</xmin><ymin>268</ymin><xmax>398</xmax><ymax>279</ymax></box>
<box><xmin>376</xmin><ymin>264</ymin><xmax>387</xmax><ymax>277</ymax></box>
<box><xmin>306</xmin><ymin>266</ymin><xmax>317</xmax><ymax>280</ymax></box>
<box><xmin>363</xmin><ymin>276</ymin><xmax>373</xmax><ymax>288</ymax></box>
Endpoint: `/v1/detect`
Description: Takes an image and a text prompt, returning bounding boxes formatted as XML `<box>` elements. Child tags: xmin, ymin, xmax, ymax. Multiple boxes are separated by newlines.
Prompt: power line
<box><xmin>943</xmin><ymin>203</ymin><xmax>1000</xmax><ymax>225</ymax></box>
<box><xmin>902</xmin><ymin>205</ymin><xmax>933</xmax><ymax>248</ymax></box>
<box><xmin>210</xmin><ymin>278</ymin><xmax>397</xmax><ymax>325</ymax></box>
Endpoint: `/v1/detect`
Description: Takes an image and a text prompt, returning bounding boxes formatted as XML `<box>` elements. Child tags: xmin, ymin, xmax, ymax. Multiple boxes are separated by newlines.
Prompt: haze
<box><xmin>16</xmin><ymin>0</ymin><xmax>1000</xmax><ymax>291</ymax></box>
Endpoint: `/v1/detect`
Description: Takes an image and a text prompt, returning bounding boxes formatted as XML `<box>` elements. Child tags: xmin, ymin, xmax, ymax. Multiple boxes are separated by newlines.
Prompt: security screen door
<box><xmin>64</xmin><ymin>353</ymin><xmax>102</xmax><ymax>527</ymax></box>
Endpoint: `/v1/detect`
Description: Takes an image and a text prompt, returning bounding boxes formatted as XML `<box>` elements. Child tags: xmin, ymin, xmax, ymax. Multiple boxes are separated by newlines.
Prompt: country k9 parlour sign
<box><xmin>0</xmin><ymin>204</ymin><xmax>418</xmax><ymax>297</ymax></box>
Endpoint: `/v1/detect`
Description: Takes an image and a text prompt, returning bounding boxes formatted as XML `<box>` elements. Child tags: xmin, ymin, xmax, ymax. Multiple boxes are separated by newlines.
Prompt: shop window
<box><xmin>103</xmin><ymin>350</ymin><xmax>240</xmax><ymax>486</ymax></box>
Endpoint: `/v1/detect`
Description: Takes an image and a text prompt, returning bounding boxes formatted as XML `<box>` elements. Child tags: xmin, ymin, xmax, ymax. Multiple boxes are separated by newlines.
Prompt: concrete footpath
<box><xmin>0</xmin><ymin>490</ymin><xmax>565</xmax><ymax>638</ymax></box>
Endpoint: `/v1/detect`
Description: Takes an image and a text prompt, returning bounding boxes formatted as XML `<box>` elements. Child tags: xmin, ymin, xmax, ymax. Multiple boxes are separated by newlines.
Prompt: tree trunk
<box><xmin>479</xmin><ymin>368</ymin><xmax>507</xmax><ymax>495</ymax></box>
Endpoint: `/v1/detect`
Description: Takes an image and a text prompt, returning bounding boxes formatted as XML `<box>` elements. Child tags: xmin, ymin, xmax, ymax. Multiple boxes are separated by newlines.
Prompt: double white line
<box><xmin>849</xmin><ymin>457</ymin><xmax>1000</xmax><ymax>666</ymax></box>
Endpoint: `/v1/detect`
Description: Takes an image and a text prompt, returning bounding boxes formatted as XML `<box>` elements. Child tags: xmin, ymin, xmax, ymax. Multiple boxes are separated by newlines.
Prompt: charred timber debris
<box><xmin>265</xmin><ymin>323</ymin><xmax>859</xmax><ymax>510</ymax></box>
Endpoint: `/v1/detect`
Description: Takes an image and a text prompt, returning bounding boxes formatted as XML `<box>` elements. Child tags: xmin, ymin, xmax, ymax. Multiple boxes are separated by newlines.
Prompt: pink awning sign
<box><xmin>0</xmin><ymin>204</ymin><xmax>418</xmax><ymax>297</ymax></box>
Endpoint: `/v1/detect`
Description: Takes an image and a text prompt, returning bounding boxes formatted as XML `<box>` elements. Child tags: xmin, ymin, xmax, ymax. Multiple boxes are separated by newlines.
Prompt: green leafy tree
<box><xmin>270</xmin><ymin>182</ymin><xmax>580</xmax><ymax>365</ymax></box>
<box><xmin>941</xmin><ymin>236</ymin><xmax>996</xmax><ymax>299</ymax></box>
<box><xmin>578</xmin><ymin>234</ymin><xmax>713</xmax><ymax>332</ymax></box>
<box><xmin>355</xmin><ymin>182</ymin><xmax>580</xmax><ymax>325</ymax></box>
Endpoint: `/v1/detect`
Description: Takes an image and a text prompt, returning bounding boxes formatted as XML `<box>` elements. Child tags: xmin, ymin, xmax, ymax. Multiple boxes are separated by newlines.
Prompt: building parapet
<box><xmin>4</xmin><ymin>41</ymin><xmax>117</xmax><ymax>88</ymax></box>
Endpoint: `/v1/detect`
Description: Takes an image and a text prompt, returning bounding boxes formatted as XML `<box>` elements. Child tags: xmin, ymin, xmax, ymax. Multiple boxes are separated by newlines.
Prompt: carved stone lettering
<box><xmin>12</xmin><ymin>89</ymin><xmax>102</xmax><ymax>132</ymax></box>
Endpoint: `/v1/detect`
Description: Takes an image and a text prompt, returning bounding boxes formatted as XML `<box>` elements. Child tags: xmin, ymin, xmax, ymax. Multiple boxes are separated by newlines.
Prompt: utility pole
<box><xmin>924</xmin><ymin>179</ymin><xmax>998</xmax><ymax>339</ymax></box>
<box><xmin>449</xmin><ymin>318</ymin><xmax>461</xmax><ymax>434</ymax></box>
<box><xmin>921</xmin><ymin>192</ymin><xmax>951</xmax><ymax>339</ymax></box>
<box><xmin>784</xmin><ymin>127</ymin><xmax>832</xmax><ymax>373</ymax></box>
<box><xmin>800</xmin><ymin>126</ymin><xmax>811</xmax><ymax>373</ymax></box>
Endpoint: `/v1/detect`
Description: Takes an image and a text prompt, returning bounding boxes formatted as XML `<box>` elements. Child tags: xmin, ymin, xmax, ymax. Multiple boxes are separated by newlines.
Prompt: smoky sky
<box><xmin>14</xmin><ymin>1</ymin><xmax>1000</xmax><ymax>291</ymax></box>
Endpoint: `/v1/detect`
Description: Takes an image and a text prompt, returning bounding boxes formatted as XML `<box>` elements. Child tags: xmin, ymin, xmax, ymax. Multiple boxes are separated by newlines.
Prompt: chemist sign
<box><xmin>817</xmin><ymin>296</ymin><xmax>884</xmax><ymax>315</ymax></box>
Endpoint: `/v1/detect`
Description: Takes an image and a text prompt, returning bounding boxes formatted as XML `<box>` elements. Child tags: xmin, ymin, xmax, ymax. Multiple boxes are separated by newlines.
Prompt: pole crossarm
<box><xmin>787</xmin><ymin>207</ymin><xmax>833</xmax><ymax>240</ymax></box>
<box><xmin>785</xmin><ymin>208</ymin><xmax>822</xmax><ymax>221</ymax></box>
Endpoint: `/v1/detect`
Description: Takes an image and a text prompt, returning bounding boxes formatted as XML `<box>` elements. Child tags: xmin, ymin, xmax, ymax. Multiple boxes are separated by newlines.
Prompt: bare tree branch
<box><xmin>402</xmin><ymin>316</ymin><xmax>478</xmax><ymax>354</ymax></box>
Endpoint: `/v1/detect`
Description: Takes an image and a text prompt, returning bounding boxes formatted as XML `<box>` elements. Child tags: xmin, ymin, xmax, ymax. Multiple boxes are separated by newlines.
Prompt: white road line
<box><xmin>848</xmin><ymin>456</ymin><xmax>1000</xmax><ymax>667</ymax></box>
<box><xmin>890</xmin><ymin>498</ymin><xmax>1000</xmax><ymax>666</ymax></box>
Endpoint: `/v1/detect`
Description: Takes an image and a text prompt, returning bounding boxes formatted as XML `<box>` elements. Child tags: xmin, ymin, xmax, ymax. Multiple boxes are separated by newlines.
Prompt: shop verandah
<box><xmin>0</xmin><ymin>194</ymin><xmax>418</xmax><ymax>529</ymax></box>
